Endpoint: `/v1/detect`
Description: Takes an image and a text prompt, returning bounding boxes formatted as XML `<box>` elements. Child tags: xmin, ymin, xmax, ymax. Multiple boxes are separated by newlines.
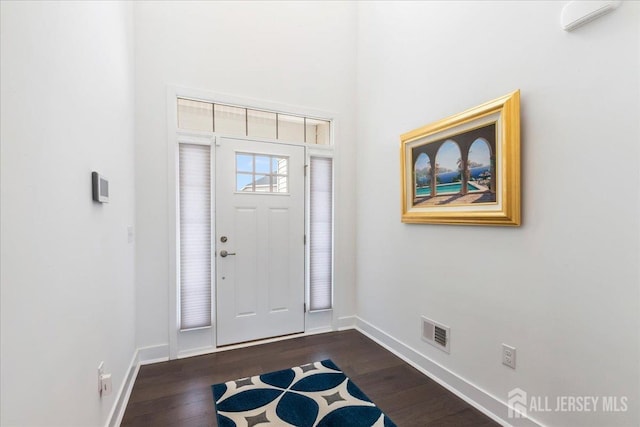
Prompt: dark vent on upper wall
<box><xmin>421</xmin><ymin>316</ymin><xmax>450</xmax><ymax>353</ymax></box>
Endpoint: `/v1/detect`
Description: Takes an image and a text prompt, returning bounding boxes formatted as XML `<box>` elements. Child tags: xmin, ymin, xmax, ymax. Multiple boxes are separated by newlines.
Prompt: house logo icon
<box><xmin>508</xmin><ymin>387</ymin><xmax>527</xmax><ymax>418</ymax></box>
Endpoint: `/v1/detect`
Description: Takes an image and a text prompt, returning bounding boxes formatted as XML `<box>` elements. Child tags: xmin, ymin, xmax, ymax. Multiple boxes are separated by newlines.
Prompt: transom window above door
<box><xmin>236</xmin><ymin>153</ymin><xmax>289</xmax><ymax>193</ymax></box>
<box><xmin>177</xmin><ymin>98</ymin><xmax>331</xmax><ymax>145</ymax></box>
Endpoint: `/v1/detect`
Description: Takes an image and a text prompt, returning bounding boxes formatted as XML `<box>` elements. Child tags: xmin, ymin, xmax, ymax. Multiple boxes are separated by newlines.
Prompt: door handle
<box><xmin>219</xmin><ymin>250</ymin><xmax>236</xmax><ymax>257</ymax></box>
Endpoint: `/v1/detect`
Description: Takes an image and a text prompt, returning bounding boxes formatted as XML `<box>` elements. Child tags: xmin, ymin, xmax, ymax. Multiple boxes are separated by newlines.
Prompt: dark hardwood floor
<box><xmin>121</xmin><ymin>330</ymin><xmax>498</xmax><ymax>426</ymax></box>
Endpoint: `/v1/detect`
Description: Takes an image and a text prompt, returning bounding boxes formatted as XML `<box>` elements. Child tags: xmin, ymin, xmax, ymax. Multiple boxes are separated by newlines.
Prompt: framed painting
<box><xmin>400</xmin><ymin>90</ymin><xmax>521</xmax><ymax>226</ymax></box>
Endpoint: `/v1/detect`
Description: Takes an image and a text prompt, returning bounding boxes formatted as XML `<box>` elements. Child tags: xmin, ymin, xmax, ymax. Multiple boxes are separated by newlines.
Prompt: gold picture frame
<box><xmin>401</xmin><ymin>90</ymin><xmax>521</xmax><ymax>226</ymax></box>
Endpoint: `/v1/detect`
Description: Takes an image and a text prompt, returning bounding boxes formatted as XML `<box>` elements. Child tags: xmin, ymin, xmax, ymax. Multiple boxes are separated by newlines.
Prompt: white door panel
<box><xmin>216</xmin><ymin>137</ymin><xmax>305</xmax><ymax>346</ymax></box>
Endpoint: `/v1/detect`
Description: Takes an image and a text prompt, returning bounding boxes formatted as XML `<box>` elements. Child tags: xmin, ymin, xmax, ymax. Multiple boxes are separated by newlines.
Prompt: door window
<box><xmin>236</xmin><ymin>152</ymin><xmax>289</xmax><ymax>194</ymax></box>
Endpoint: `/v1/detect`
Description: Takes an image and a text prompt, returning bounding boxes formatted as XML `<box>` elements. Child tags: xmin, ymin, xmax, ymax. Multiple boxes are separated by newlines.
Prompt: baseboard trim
<box><xmin>105</xmin><ymin>344</ymin><xmax>169</xmax><ymax>427</ymax></box>
<box><xmin>106</xmin><ymin>350</ymin><xmax>139</xmax><ymax>427</ymax></box>
<box><xmin>337</xmin><ymin>315</ymin><xmax>357</xmax><ymax>330</ymax></box>
<box><xmin>138</xmin><ymin>344</ymin><xmax>170</xmax><ymax>365</ymax></box>
<box><xmin>305</xmin><ymin>326</ymin><xmax>334</xmax><ymax>335</ymax></box>
<box><xmin>354</xmin><ymin>316</ymin><xmax>542</xmax><ymax>427</ymax></box>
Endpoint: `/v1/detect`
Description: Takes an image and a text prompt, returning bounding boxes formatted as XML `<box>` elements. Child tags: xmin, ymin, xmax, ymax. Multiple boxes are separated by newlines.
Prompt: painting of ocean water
<box><xmin>411</xmin><ymin>123</ymin><xmax>496</xmax><ymax>206</ymax></box>
<box><xmin>435</xmin><ymin>166</ymin><xmax>490</xmax><ymax>184</ymax></box>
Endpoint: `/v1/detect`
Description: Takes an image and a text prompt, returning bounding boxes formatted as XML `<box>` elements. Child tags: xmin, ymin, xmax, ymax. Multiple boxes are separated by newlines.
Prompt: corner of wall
<box><xmin>355</xmin><ymin>316</ymin><xmax>542</xmax><ymax>427</ymax></box>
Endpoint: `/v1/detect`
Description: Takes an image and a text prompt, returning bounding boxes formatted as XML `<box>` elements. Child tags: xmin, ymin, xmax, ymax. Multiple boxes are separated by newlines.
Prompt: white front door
<box><xmin>215</xmin><ymin>137</ymin><xmax>305</xmax><ymax>346</ymax></box>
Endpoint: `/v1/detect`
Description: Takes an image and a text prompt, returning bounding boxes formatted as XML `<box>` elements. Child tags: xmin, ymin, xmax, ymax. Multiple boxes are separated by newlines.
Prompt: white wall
<box><xmin>355</xmin><ymin>2</ymin><xmax>639</xmax><ymax>426</ymax></box>
<box><xmin>0</xmin><ymin>2</ymin><xmax>136</xmax><ymax>426</ymax></box>
<box><xmin>134</xmin><ymin>1</ymin><xmax>357</xmax><ymax>349</ymax></box>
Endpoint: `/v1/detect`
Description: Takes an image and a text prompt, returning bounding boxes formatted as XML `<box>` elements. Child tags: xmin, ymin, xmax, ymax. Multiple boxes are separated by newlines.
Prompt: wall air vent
<box><xmin>434</xmin><ymin>325</ymin><xmax>447</xmax><ymax>347</ymax></box>
<box><xmin>421</xmin><ymin>316</ymin><xmax>450</xmax><ymax>353</ymax></box>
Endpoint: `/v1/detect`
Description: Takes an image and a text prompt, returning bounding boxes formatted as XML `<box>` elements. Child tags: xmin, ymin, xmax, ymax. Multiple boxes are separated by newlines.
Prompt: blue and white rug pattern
<box><xmin>212</xmin><ymin>359</ymin><xmax>396</xmax><ymax>427</ymax></box>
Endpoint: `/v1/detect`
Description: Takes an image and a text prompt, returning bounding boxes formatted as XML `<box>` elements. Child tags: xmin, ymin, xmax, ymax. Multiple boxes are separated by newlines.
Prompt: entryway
<box><xmin>215</xmin><ymin>137</ymin><xmax>305</xmax><ymax>346</ymax></box>
<box><xmin>170</xmin><ymin>93</ymin><xmax>335</xmax><ymax>359</ymax></box>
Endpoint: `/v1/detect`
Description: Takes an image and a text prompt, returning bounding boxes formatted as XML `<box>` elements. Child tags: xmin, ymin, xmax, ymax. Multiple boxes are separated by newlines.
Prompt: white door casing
<box><xmin>215</xmin><ymin>137</ymin><xmax>305</xmax><ymax>346</ymax></box>
<box><xmin>167</xmin><ymin>87</ymin><xmax>334</xmax><ymax>359</ymax></box>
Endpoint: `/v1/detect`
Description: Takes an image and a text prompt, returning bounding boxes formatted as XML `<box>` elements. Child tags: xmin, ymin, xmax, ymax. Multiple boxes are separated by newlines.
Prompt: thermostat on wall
<box><xmin>92</xmin><ymin>172</ymin><xmax>109</xmax><ymax>203</ymax></box>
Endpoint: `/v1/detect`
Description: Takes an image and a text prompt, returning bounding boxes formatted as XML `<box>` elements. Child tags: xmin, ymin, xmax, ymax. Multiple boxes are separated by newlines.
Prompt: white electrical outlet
<box><xmin>100</xmin><ymin>373</ymin><xmax>112</xmax><ymax>396</ymax></box>
<box><xmin>98</xmin><ymin>361</ymin><xmax>112</xmax><ymax>396</ymax></box>
<box><xmin>502</xmin><ymin>344</ymin><xmax>516</xmax><ymax>369</ymax></box>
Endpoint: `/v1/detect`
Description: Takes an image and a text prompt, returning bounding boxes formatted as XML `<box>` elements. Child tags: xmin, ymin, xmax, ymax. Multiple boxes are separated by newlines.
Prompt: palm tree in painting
<box><xmin>455</xmin><ymin>157</ymin><xmax>467</xmax><ymax>183</ymax></box>
<box><xmin>434</xmin><ymin>162</ymin><xmax>443</xmax><ymax>184</ymax></box>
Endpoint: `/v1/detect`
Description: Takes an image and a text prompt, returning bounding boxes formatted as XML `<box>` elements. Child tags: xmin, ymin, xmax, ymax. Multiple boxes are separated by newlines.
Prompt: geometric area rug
<box><xmin>211</xmin><ymin>359</ymin><xmax>397</xmax><ymax>427</ymax></box>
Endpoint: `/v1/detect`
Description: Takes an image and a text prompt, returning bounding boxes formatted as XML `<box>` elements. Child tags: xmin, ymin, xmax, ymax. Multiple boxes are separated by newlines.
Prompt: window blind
<box><xmin>309</xmin><ymin>156</ymin><xmax>333</xmax><ymax>311</ymax></box>
<box><xmin>179</xmin><ymin>144</ymin><xmax>212</xmax><ymax>329</ymax></box>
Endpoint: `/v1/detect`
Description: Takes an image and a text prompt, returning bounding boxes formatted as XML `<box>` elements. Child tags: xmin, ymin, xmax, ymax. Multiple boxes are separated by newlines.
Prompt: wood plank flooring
<box><xmin>121</xmin><ymin>330</ymin><xmax>498</xmax><ymax>426</ymax></box>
